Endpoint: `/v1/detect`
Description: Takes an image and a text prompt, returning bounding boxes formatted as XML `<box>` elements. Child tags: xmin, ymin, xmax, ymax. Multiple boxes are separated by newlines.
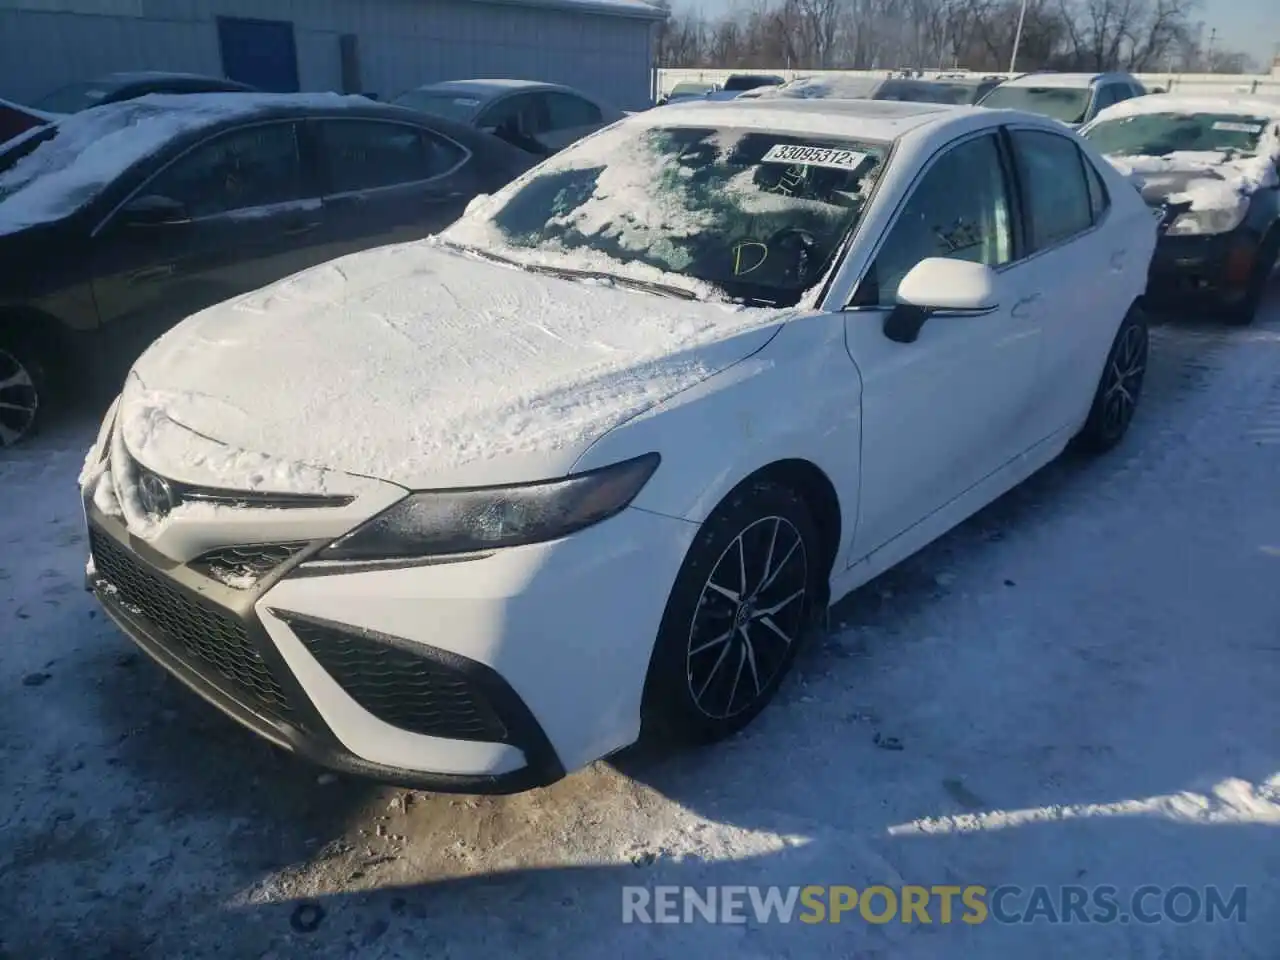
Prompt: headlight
<box><xmin>318</xmin><ymin>453</ymin><xmax>661</xmax><ymax>561</ymax></box>
<box><xmin>1165</xmin><ymin>202</ymin><xmax>1248</xmax><ymax>236</ymax></box>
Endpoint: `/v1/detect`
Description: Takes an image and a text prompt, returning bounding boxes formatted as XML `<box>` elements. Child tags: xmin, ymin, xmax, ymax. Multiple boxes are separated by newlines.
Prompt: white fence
<box><xmin>654</xmin><ymin>67</ymin><xmax>1280</xmax><ymax>100</ymax></box>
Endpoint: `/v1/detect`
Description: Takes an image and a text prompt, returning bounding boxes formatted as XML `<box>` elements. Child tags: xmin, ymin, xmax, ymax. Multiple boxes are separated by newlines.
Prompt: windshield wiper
<box><xmin>438</xmin><ymin>240</ymin><xmax>698</xmax><ymax>301</ymax></box>
<box><xmin>526</xmin><ymin>265</ymin><xmax>699</xmax><ymax>301</ymax></box>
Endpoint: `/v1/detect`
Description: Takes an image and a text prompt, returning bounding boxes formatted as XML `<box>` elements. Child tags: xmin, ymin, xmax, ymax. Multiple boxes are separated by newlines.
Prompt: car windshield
<box><xmin>441</xmin><ymin>122</ymin><xmax>889</xmax><ymax>307</ymax></box>
<box><xmin>391</xmin><ymin>89</ymin><xmax>484</xmax><ymax>123</ymax></box>
<box><xmin>1083</xmin><ymin>111</ymin><xmax>1271</xmax><ymax>157</ymax></box>
<box><xmin>980</xmin><ymin>85</ymin><xmax>1092</xmax><ymax>124</ymax></box>
<box><xmin>875</xmin><ymin>80</ymin><xmax>973</xmax><ymax>104</ymax></box>
<box><xmin>31</xmin><ymin>80</ymin><xmax>118</xmax><ymax>114</ymax></box>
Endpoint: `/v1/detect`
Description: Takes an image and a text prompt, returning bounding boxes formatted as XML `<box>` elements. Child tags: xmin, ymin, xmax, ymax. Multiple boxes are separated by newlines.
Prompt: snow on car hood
<box><xmin>1104</xmin><ymin>150</ymin><xmax>1278</xmax><ymax>214</ymax></box>
<box><xmin>122</xmin><ymin>239</ymin><xmax>789</xmax><ymax>491</ymax></box>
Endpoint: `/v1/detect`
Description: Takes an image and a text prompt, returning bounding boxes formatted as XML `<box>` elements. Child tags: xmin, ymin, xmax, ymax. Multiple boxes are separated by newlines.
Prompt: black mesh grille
<box><xmin>188</xmin><ymin>542</ymin><xmax>309</xmax><ymax>589</ymax></box>
<box><xmin>89</xmin><ymin>529</ymin><xmax>295</xmax><ymax>719</ymax></box>
<box><xmin>289</xmin><ymin>619</ymin><xmax>507</xmax><ymax>742</ymax></box>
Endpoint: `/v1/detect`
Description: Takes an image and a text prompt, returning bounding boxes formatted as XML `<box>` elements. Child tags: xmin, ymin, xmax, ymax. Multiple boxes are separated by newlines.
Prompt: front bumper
<box><xmin>84</xmin><ymin>481</ymin><xmax>697</xmax><ymax>792</ymax></box>
<box><xmin>1145</xmin><ymin>230</ymin><xmax>1259</xmax><ymax>306</ymax></box>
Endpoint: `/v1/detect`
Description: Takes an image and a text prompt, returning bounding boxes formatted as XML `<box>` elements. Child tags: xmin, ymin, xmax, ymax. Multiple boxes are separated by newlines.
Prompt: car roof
<box><xmin>636</xmin><ymin>97</ymin><xmax>972</xmax><ymax>141</ymax></box>
<box><xmin>99</xmin><ymin>71</ymin><xmax>239</xmax><ymax>86</ymax></box>
<box><xmin>415</xmin><ymin>79</ymin><xmax>565</xmax><ymax>99</ymax></box>
<box><xmin>1001</xmin><ymin>72</ymin><xmax>1129</xmax><ymax>88</ymax></box>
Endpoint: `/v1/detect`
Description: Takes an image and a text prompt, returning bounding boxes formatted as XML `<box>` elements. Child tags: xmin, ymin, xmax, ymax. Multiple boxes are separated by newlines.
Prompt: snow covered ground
<box><xmin>2</xmin><ymin>291</ymin><xmax>1279</xmax><ymax>958</ymax></box>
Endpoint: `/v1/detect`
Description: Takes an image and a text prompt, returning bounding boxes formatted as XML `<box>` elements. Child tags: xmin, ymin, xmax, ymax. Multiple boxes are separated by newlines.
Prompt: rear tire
<box><xmin>1075</xmin><ymin>305</ymin><xmax>1148</xmax><ymax>455</ymax></box>
<box><xmin>0</xmin><ymin>325</ymin><xmax>47</xmax><ymax>448</ymax></box>
<box><xmin>640</xmin><ymin>480</ymin><xmax>822</xmax><ymax>745</ymax></box>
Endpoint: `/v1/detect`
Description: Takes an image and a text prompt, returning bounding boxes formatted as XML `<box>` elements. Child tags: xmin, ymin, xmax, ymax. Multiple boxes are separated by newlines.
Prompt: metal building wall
<box><xmin>0</xmin><ymin>0</ymin><xmax>656</xmax><ymax>109</ymax></box>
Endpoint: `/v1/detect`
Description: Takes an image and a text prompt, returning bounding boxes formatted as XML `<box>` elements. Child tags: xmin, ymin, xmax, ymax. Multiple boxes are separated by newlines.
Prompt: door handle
<box><xmin>1011</xmin><ymin>293</ymin><xmax>1041</xmax><ymax>318</ymax></box>
<box><xmin>282</xmin><ymin>220</ymin><xmax>321</xmax><ymax>236</ymax></box>
<box><xmin>127</xmin><ymin>263</ymin><xmax>176</xmax><ymax>283</ymax></box>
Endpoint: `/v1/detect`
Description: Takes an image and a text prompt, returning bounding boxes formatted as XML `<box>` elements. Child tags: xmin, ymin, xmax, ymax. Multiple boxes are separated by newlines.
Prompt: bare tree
<box><xmin>657</xmin><ymin>0</ymin><xmax>1252</xmax><ymax>73</ymax></box>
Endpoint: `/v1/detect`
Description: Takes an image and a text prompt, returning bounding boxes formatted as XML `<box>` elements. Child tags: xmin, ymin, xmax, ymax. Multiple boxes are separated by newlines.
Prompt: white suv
<box><xmin>978</xmin><ymin>72</ymin><xmax>1147</xmax><ymax>127</ymax></box>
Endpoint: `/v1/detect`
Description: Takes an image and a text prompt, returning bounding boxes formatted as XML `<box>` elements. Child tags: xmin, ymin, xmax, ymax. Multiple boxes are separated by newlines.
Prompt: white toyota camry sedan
<box><xmin>81</xmin><ymin>98</ymin><xmax>1157</xmax><ymax>793</ymax></box>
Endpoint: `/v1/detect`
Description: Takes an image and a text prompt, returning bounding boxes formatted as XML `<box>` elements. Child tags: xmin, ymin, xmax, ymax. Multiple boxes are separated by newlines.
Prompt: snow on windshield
<box><xmin>749</xmin><ymin>76</ymin><xmax>882</xmax><ymax>101</ymax></box>
<box><xmin>0</xmin><ymin>92</ymin><xmax>361</xmax><ymax>234</ymax></box>
<box><xmin>442</xmin><ymin>121</ymin><xmax>888</xmax><ymax>307</ymax></box>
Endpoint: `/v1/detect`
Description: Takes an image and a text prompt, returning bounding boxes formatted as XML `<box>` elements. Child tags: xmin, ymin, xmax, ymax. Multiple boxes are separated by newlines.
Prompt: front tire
<box><xmin>0</xmin><ymin>327</ymin><xmax>46</xmax><ymax>448</ymax></box>
<box><xmin>1075</xmin><ymin>305</ymin><xmax>1148</xmax><ymax>454</ymax></box>
<box><xmin>641</xmin><ymin>480</ymin><xmax>822</xmax><ymax>745</ymax></box>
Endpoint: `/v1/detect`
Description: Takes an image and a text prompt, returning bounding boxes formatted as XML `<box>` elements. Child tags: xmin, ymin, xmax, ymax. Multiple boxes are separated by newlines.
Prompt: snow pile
<box><xmin>1106</xmin><ymin>149</ymin><xmax>1277</xmax><ymax>214</ymax></box>
<box><xmin>0</xmin><ymin>92</ymin><xmax>367</xmax><ymax>233</ymax></box>
<box><xmin>748</xmin><ymin>76</ymin><xmax>882</xmax><ymax>101</ymax></box>
<box><xmin>117</xmin><ymin>377</ymin><xmax>339</xmax><ymax>495</ymax></box>
<box><xmin>122</xmin><ymin>240</ymin><xmax>790</xmax><ymax>489</ymax></box>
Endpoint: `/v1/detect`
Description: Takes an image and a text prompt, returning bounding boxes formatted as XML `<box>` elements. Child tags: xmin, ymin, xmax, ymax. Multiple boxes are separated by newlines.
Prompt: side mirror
<box><xmin>119</xmin><ymin>194</ymin><xmax>189</xmax><ymax>227</ymax></box>
<box><xmin>884</xmin><ymin>257</ymin><xmax>1001</xmax><ymax>344</ymax></box>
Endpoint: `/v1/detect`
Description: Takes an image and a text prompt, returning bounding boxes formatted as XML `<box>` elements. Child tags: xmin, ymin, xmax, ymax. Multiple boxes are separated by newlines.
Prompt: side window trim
<box><xmin>842</xmin><ymin>127</ymin><xmax>1021</xmax><ymax>311</ymax></box>
<box><xmin>1004</xmin><ymin>123</ymin><xmax>1101</xmax><ymax>258</ymax></box>
<box><xmin>1081</xmin><ymin>150</ymin><xmax>1112</xmax><ymax>227</ymax></box>
<box><xmin>91</xmin><ymin>119</ymin><xmax>309</xmax><ymax>237</ymax></box>
<box><xmin>317</xmin><ymin>116</ymin><xmax>471</xmax><ymax>200</ymax></box>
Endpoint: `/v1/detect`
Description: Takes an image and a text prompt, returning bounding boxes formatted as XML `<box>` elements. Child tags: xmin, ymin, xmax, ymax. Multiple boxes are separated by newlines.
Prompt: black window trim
<box><xmin>1003</xmin><ymin>123</ymin><xmax>1107</xmax><ymax>260</ymax></box>
<box><xmin>314</xmin><ymin>115</ymin><xmax>471</xmax><ymax>201</ymax></box>
<box><xmin>92</xmin><ymin>117</ymin><xmax>313</xmax><ymax>237</ymax></box>
<box><xmin>842</xmin><ymin>126</ymin><xmax>1025</xmax><ymax>312</ymax></box>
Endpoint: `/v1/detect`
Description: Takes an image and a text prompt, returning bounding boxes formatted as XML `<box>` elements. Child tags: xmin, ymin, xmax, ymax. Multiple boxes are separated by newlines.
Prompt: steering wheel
<box><xmin>766</xmin><ymin>227</ymin><xmax>822</xmax><ymax>285</ymax></box>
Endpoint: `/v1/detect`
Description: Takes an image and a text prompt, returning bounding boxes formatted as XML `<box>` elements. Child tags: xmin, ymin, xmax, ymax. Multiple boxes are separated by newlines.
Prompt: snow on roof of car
<box><xmin>0</xmin><ymin>91</ymin><xmax>367</xmax><ymax>234</ymax></box>
<box><xmin>640</xmin><ymin>96</ymin><xmax>961</xmax><ymax>140</ymax></box>
<box><xmin>1090</xmin><ymin>93</ymin><xmax>1280</xmax><ymax>125</ymax></box>
<box><xmin>481</xmin><ymin>0</ymin><xmax>665</xmax><ymax>18</ymax></box>
<box><xmin>748</xmin><ymin>75</ymin><xmax>884</xmax><ymax>100</ymax></box>
<box><xmin>1001</xmin><ymin>72</ymin><xmax>1109</xmax><ymax>88</ymax></box>
<box><xmin>412</xmin><ymin>78</ymin><xmax>562</xmax><ymax>99</ymax></box>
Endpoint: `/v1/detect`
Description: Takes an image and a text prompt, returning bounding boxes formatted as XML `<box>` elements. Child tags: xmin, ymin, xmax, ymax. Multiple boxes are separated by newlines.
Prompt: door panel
<box><xmin>845</xmin><ymin>132</ymin><xmax>1042</xmax><ymax>561</ymax></box>
<box><xmin>1008</xmin><ymin>127</ymin><xmax>1119</xmax><ymax>435</ymax></box>
<box><xmin>90</xmin><ymin>121</ymin><xmax>327</xmax><ymax>369</ymax></box>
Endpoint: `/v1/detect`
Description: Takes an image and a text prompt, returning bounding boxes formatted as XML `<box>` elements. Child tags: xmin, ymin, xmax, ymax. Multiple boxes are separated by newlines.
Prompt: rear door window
<box><xmin>320</xmin><ymin>119</ymin><xmax>465</xmax><ymax>193</ymax></box>
<box><xmin>1010</xmin><ymin>129</ymin><xmax>1094</xmax><ymax>250</ymax></box>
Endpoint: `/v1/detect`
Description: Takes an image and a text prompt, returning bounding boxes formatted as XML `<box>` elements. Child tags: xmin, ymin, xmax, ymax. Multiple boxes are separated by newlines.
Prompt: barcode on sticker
<box><xmin>761</xmin><ymin>143</ymin><xmax>868</xmax><ymax>171</ymax></box>
<box><xmin>1211</xmin><ymin>121</ymin><xmax>1263</xmax><ymax>134</ymax></box>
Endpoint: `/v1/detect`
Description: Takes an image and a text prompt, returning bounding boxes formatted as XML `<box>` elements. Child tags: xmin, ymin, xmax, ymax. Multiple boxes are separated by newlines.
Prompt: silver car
<box><xmin>391</xmin><ymin>79</ymin><xmax>622</xmax><ymax>155</ymax></box>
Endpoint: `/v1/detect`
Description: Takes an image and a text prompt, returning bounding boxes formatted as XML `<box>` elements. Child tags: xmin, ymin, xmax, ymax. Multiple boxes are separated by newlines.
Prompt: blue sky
<box><xmin>689</xmin><ymin>0</ymin><xmax>1278</xmax><ymax>68</ymax></box>
<box><xmin>1204</xmin><ymin>0</ymin><xmax>1277</xmax><ymax>66</ymax></box>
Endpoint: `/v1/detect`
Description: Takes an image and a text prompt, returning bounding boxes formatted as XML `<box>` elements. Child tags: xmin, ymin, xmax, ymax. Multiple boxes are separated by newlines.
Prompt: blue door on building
<box><xmin>217</xmin><ymin>17</ymin><xmax>300</xmax><ymax>93</ymax></box>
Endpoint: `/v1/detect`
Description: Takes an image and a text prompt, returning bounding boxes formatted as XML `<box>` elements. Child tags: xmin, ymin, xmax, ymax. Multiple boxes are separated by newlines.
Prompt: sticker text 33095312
<box><xmin>761</xmin><ymin>144</ymin><xmax>869</xmax><ymax>172</ymax></box>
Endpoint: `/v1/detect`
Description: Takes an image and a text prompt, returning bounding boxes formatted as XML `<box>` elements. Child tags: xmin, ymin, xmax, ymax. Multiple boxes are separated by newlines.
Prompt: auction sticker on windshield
<box><xmin>1211</xmin><ymin>121</ymin><xmax>1263</xmax><ymax>134</ymax></box>
<box><xmin>761</xmin><ymin>144</ymin><xmax>868</xmax><ymax>171</ymax></box>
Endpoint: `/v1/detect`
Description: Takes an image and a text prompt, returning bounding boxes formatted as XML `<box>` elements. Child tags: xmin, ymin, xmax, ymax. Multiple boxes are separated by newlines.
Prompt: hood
<box><xmin>122</xmin><ymin>240</ymin><xmax>788</xmax><ymax>491</ymax></box>
<box><xmin>1105</xmin><ymin>150</ymin><xmax>1277</xmax><ymax>210</ymax></box>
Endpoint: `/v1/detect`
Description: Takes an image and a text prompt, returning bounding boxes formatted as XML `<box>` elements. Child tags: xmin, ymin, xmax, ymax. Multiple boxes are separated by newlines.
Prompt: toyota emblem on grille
<box><xmin>138</xmin><ymin>471</ymin><xmax>178</xmax><ymax>518</ymax></box>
